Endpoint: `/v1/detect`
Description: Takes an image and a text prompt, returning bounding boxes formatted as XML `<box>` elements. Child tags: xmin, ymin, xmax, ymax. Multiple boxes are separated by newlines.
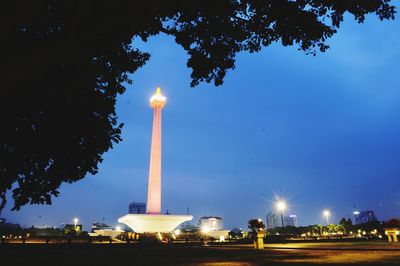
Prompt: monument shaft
<box><xmin>147</xmin><ymin>106</ymin><xmax>162</xmax><ymax>214</ymax></box>
<box><xmin>146</xmin><ymin>87</ymin><xmax>166</xmax><ymax>214</ymax></box>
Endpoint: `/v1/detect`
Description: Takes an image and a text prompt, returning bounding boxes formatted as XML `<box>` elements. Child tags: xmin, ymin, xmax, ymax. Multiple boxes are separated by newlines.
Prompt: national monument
<box><xmin>118</xmin><ymin>87</ymin><xmax>192</xmax><ymax>233</ymax></box>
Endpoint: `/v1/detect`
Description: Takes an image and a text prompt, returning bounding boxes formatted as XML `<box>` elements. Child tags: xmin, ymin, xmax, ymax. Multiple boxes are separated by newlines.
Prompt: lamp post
<box><xmin>276</xmin><ymin>200</ymin><xmax>287</xmax><ymax>228</ymax></box>
<box><xmin>323</xmin><ymin>210</ymin><xmax>330</xmax><ymax>225</ymax></box>
<box><xmin>73</xmin><ymin>218</ymin><xmax>79</xmax><ymax>230</ymax></box>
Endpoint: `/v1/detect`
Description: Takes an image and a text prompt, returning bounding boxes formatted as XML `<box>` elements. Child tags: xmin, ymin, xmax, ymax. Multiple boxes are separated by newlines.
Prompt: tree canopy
<box><xmin>0</xmin><ymin>1</ymin><xmax>396</xmax><ymax>213</ymax></box>
<box><xmin>248</xmin><ymin>219</ymin><xmax>266</xmax><ymax>233</ymax></box>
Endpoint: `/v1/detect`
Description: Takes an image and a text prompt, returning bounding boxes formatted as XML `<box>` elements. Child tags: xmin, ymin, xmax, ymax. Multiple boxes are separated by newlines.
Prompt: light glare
<box><xmin>276</xmin><ymin>201</ymin><xmax>287</xmax><ymax>212</ymax></box>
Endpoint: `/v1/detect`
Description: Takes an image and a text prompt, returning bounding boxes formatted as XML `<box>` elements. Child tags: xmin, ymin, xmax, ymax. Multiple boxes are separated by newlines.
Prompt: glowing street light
<box><xmin>276</xmin><ymin>201</ymin><xmax>286</xmax><ymax>212</ymax></box>
<box><xmin>174</xmin><ymin>229</ymin><xmax>181</xmax><ymax>236</ymax></box>
<box><xmin>201</xmin><ymin>225</ymin><xmax>210</xmax><ymax>234</ymax></box>
<box><xmin>276</xmin><ymin>200</ymin><xmax>287</xmax><ymax>227</ymax></box>
<box><xmin>73</xmin><ymin>218</ymin><xmax>79</xmax><ymax>229</ymax></box>
<box><xmin>323</xmin><ymin>210</ymin><xmax>330</xmax><ymax>225</ymax></box>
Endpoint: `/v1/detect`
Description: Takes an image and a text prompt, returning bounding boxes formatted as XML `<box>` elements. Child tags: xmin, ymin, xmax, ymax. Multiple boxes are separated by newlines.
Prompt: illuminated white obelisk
<box><xmin>146</xmin><ymin>87</ymin><xmax>165</xmax><ymax>214</ymax></box>
<box><xmin>118</xmin><ymin>87</ymin><xmax>192</xmax><ymax>234</ymax></box>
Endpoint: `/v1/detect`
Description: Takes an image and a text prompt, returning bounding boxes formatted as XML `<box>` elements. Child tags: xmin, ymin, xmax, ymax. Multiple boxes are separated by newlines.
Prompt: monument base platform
<box><xmin>118</xmin><ymin>214</ymin><xmax>193</xmax><ymax>233</ymax></box>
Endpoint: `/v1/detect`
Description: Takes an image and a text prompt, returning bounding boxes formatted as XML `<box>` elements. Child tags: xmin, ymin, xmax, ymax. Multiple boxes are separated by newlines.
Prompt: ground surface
<box><xmin>1</xmin><ymin>241</ymin><xmax>400</xmax><ymax>265</ymax></box>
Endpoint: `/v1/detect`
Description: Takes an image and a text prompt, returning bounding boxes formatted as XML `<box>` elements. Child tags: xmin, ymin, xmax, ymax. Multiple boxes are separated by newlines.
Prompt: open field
<box><xmin>2</xmin><ymin>241</ymin><xmax>400</xmax><ymax>265</ymax></box>
<box><xmin>264</xmin><ymin>241</ymin><xmax>400</xmax><ymax>250</ymax></box>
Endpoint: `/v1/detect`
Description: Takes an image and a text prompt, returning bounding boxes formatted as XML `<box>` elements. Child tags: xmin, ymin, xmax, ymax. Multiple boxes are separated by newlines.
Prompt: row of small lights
<box><xmin>2</xmin><ymin>218</ymin><xmax>397</xmax><ymax>241</ymax></box>
<box><xmin>1</xmin><ymin>218</ymin><xmax>82</xmax><ymax>240</ymax></box>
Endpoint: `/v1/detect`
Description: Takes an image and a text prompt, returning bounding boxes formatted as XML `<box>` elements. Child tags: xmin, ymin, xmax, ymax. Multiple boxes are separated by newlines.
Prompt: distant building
<box><xmin>180</xmin><ymin>207</ymin><xmax>193</xmax><ymax>230</ymax></box>
<box><xmin>91</xmin><ymin>222</ymin><xmax>111</xmax><ymax>231</ymax></box>
<box><xmin>266</xmin><ymin>212</ymin><xmax>279</xmax><ymax>229</ymax></box>
<box><xmin>32</xmin><ymin>225</ymin><xmax>53</xmax><ymax>229</ymax></box>
<box><xmin>353</xmin><ymin>211</ymin><xmax>377</xmax><ymax>224</ymax></box>
<box><xmin>128</xmin><ymin>202</ymin><xmax>146</xmax><ymax>214</ymax></box>
<box><xmin>89</xmin><ymin>222</ymin><xmax>123</xmax><ymax>238</ymax></box>
<box><xmin>283</xmin><ymin>215</ymin><xmax>298</xmax><ymax>227</ymax></box>
<box><xmin>180</xmin><ymin>222</ymin><xmax>198</xmax><ymax>232</ymax></box>
<box><xmin>199</xmin><ymin>216</ymin><xmax>223</xmax><ymax>231</ymax></box>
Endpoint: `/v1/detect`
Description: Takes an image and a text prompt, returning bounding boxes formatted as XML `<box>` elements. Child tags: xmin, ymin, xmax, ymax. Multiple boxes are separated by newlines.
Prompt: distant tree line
<box><xmin>245</xmin><ymin>217</ymin><xmax>400</xmax><ymax>240</ymax></box>
<box><xmin>266</xmin><ymin>218</ymin><xmax>394</xmax><ymax>238</ymax></box>
<box><xmin>0</xmin><ymin>222</ymin><xmax>88</xmax><ymax>239</ymax></box>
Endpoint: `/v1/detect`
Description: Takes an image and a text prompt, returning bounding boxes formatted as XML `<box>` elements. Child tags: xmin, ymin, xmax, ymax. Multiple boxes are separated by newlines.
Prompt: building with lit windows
<box><xmin>198</xmin><ymin>216</ymin><xmax>229</xmax><ymax>241</ymax></box>
<box><xmin>266</xmin><ymin>212</ymin><xmax>279</xmax><ymax>229</ymax></box>
<box><xmin>199</xmin><ymin>216</ymin><xmax>223</xmax><ymax>231</ymax></box>
<box><xmin>128</xmin><ymin>202</ymin><xmax>146</xmax><ymax>214</ymax></box>
<box><xmin>353</xmin><ymin>210</ymin><xmax>377</xmax><ymax>224</ymax></box>
<box><xmin>283</xmin><ymin>214</ymin><xmax>298</xmax><ymax>227</ymax></box>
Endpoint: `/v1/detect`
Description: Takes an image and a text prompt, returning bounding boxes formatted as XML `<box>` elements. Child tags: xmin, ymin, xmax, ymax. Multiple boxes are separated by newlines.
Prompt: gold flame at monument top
<box><xmin>150</xmin><ymin>86</ymin><xmax>166</xmax><ymax>107</ymax></box>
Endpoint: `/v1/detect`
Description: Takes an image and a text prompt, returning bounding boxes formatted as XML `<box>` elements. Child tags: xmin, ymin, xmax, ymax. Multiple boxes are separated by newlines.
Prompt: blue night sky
<box><xmin>4</xmin><ymin>14</ymin><xmax>400</xmax><ymax>230</ymax></box>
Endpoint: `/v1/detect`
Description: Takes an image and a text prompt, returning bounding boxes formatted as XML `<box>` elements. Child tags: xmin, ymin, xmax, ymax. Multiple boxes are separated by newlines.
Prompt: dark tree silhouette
<box><xmin>0</xmin><ymin>1</ymin><xmax>396</xmax><ymax>212</ymax></box>
<box><xmin>248</xmin><ymin>219</ymin><xmax>266</xmax><ymax>233</ymax></box>
<box><xmin>339</xmin><ymin>217</ymin><xmax>353</xmax><ymax>232</ymax></box>
<box><xmin>384</xmin><ymin>219</ymin><xmax>400</xmax><ymax>228</ymax></box>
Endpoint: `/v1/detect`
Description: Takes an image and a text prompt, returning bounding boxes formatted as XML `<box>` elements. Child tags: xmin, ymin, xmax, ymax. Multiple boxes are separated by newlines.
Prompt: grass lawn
<box><xmin>1</xmin><ymin>241</ymin><xmax>400</xmax><ymax>265</ymax></box>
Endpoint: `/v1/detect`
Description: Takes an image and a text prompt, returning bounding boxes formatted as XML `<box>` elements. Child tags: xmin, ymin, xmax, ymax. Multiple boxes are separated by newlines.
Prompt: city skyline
<box><xmin>2</xmin><ymin>13</ymin><xmax>400</xmax><ymax>230</ymax></box>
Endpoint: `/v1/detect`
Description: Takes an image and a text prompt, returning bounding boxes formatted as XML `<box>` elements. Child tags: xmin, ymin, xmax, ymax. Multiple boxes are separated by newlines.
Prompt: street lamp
<box><xmin>323</xmin><ymin>210</ymin><xmax>330</xmax><ymax>225</ymax></box>
<box><xmin>201</xmin><ymin>225</ymin><xmax>210</xmax><ymax>234</ymax></box>
<box><xmin>276</xmin><ymin>200</ymin><xmax>287</xmax><ymax>228</ymax></box>
<box><xmin>174</xmin><ymin>229</ymin><xmax>181</xmax><ymax>236</ymax></box>
<box><xmin>73</xmin><ymin>218</ymin><xmax>79</xmax><ymax>229</ymax></box>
